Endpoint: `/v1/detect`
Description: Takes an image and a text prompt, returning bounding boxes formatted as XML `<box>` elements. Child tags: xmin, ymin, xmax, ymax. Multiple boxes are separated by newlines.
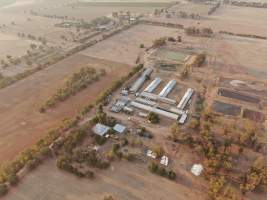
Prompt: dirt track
<box><xmin>0</xmin><ymin>53</ymin><xmax>131</xmax><ymax>163</ymax></box>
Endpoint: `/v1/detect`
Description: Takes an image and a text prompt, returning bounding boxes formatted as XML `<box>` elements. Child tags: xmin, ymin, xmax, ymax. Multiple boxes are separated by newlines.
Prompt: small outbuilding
<box><xmin>113</xmin><ymin>124</ymin><xmax>127</xmax><ymax>134</ymax></box>
<box><xmin>191</xmin><ymin>164</ymin><xmax>204</xmax><ymax>176</ymax></box>
<box><xmin>92</xmin><ymin>123</ymin><xmax>110</xmax><ymax>136</ymax></box>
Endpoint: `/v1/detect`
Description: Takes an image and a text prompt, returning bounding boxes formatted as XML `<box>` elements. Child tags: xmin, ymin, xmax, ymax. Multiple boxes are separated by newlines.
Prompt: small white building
<box><xmin>191</xmin><ymin>164</ymin><xmax>204</xmax><ymax>176</ymax></box>
<box><xmin>92</xmin><ymin>123</ymin><xmax>110</xmax><ymax>136</ymax></box>
<box><xmin>146</xmin><ymin>149</ymin><xmax>156</xmax><ymax>159</ymax></box>
<box><xmin>113</xmin><ymin>124</ymin><xmax>127</xmax><ymax>134</ymax></box>
<box><xmin>160</xmin><ymin>155</ymin><xmax>169</xmax><ymax>166</ymax></box>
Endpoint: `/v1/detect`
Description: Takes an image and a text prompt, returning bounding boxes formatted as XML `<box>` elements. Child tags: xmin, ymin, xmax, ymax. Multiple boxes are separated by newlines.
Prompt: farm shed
<box><xmin>130</xmin><ymin>68</ymin><xmax>153</xmax><ymax>93</ymax></box>
<box><xmin>177</xmin><ymin>88</ymin><xmax>194</xmax><ymax>110</ymax></box>
<box><xmin>130</xmin><ymin>101</ymin><xmax>179</xmax><ymax>120</ymax></box>
<box><xmin>159</xmin><ymin>79</ymin><xmax>177</xmax><ymax>97</ymax></box>
<box><xmin>144</xmin><ymin>77</ymin><xmax>162</xmax><ymax>93</ymax></box>
<box><xmin>92</xmin><ymin>123</ymin><xmax>110</xmax><ymax>136</ymax></box>
<box><xmin>113</xmin><ymin>124</ymin><xmax>127</xmax><ymax>134</ymax></box>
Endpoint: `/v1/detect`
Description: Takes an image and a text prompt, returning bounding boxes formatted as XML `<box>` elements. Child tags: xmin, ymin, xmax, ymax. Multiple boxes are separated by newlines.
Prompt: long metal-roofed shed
<box><xmin>159</xmin><ymin>79</ymin><xmax>176</xmax><ymax>98</ymax></box>
<box><xmin>144</xmin><ymin>77</ymin><xmax>162</xmax><ymax>93</ymax></box>
<box><xmin>130</xmin><ymin>68</ymin><xmax>153</xmax><ymax>93</ymax></box>
<box><xmin>177</xmin><ymin>88</ymin><xmax>194</xmax><ymax>110</ymax></box>
<box><xmin>92</xmin><ymin>123</ymin><xmax>110</xmax><ymax>136</ymax></box>
<box><xmin>140</xmin><ymin>92</ymin><xmax>176</xmax><ymax>105</ymax></box>
<box><xmin>130</xmin><ymin>101</ymin><xmax>179</xmax><ymax>120</ymax></box>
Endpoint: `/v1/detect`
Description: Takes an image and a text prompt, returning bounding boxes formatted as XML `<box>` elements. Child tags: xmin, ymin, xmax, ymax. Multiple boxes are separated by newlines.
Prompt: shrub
<box><xmin>148</xmin><ymin>162</ymin><xmax>176</xmax><ymax>181</ymax></box>
<box><xmin>94</xmin><ymin>135</ymin><xmax>107</xmax><ymax>145</ymax></box>
<box><xmin>0</xmin><ymin>184</ymin><xmax>8</xmax><ymax>197</ymax></box>
<box><xmin>147</xmin><ymin>112</ymin><xmax>160</xmax><ymax>124</ymax></box>
<box><xmin>152</xmin><ymin>37</ymin><xmax>166</xmax><ymax>48</ymax></box>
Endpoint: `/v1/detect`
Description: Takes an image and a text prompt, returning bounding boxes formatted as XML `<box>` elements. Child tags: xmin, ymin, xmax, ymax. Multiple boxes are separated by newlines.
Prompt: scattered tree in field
<box><xmin>0</xmin><ymin>184</ymin><xmax>8</xmax><ymax>197</ymax></box>
<box><xmin>177</xmin><ymin>35</ymin><xmax>182</xmax><ymax>42</ymax></box>
<box><xmin>152</xmin><ymin>37</ymin><xmax>166</xmax><ymax>48</ymax></box>
<box><xmin>104</xmin><ymin>195</ymin><xmax>115</xmax><ymax>200</ymax></box>
<box><xmin>139</xmin><ymin>43</ymin><xmax>144</xmax><ymax>48</ymax></box>
<box><xmin>153</xmin><ymin>146</ymin><xmax>165</xmax><ymax>158</ymax></box>
<box><xmin>30</xmin><ymin>44</ymin><xmax>37</xmax><ymax>49</ymax></box>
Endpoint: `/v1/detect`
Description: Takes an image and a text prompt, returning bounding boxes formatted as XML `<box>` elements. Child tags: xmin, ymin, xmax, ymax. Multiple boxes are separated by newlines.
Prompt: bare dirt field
<box><xmin>0</xmin><ymin>33</ymin><xmax>37</xmax><ymax>61</ymax></box>
<box><xmin>0</xmin><ymin>53</ymin><xmax>131</xmax><ymax>163</ymax></box>
<box><xmin>168</xmin><ymin>1</ymin><xmax>212</xmax><ymax>16</ymax></box>
<box><xmin>203</xmin><ymin>5</ymin><xmax>267</xmax><ymax>36</ymax></box>
<box><xmin>3</xmin><ymin>159</ymin><xmax>205</xmax><ymax>200</ymax></box>
<box><xmin>80</xmin><ymin>24</ymin><xmax>181</xmax><ymax>65</ymax></box>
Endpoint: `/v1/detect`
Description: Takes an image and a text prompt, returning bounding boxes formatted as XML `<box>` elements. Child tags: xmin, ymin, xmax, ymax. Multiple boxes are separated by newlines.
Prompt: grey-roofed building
<box><xmin>159</xmin><ymin>79</ymin><xmax>176</xmax><ymax>97</ymax></box>
<box><xmin>177</xmin><ymin>88</ymin><xmax>194</xmax><ymax>110</ymax></box>
<box><xmin>130</xmin><ymin>68</ymin><xmax>153</xmax><ymax>93</ymax></box>
<box><xmin>113</xmin><ymin>124</ymin><xmax>127</xmax><ymax>134</ymax></box>
<box><xmin>144</xmin><ymin>77</ymin><xmax>162</xmax><ymax>93</ymax></box>
<box><xmin>130</xmin><ymin>101</ymin><xmax>179</xmax><ymax>120</ymax></box>
<box><xmin>92</xmin><ymin>123</ymin><xmax>110</xmax><ymax>136</ymax></box>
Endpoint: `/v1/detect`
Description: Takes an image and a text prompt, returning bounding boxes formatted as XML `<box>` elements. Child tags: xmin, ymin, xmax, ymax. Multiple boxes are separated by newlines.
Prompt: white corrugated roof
<box><xmin>93</xmin><ymin>123</ymin><xmax>110</xmax><ymax>136</ymax></box>
<box><xmin>113</xmin><ymin>124</ymin><xmax>126</xmax><ymax>133</ymax></box>
<box><xmin>191</xmin><ymin>164</ymin><xmax>203</xmax><ymax>176</ymax></box>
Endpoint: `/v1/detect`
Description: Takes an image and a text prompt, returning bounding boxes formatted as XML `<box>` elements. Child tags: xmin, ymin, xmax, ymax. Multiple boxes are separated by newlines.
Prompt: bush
<box><xmin>6</xmin><ymin>173</ymin><xmax>19</xmax><ymax>186</ymax></box>
<box><xmin>152</xmin><ymin>37</ymin><xmax>166</xmax><ymax>48</ymax></box>
<box><xmin>0</xmin><ymin>184</ymin><xmax>8</xmax><ymax>197</ymax></box>
<box><xmin>139</xmin><ymin>44</ymin><xmax>144</xmax><ymax>48</ymax></box>
<box><xmin>147</xmin><ymin>112</ymin><xmax>160</xmax><ymax>124</ymax></box>
<box><xmin>148</xmin><ymin>162</ymin><xmax>176</xmax><ymax>181</ymax></box>
<box><xmin>94</xmin><ymin>135</ymin><xmax>107</xmax><ymax>145</ymax></box>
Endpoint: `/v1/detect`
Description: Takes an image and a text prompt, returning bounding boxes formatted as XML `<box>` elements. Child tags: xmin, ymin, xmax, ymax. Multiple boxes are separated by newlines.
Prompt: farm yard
<box><xmin>0</xmin><ymin>0</ymin><xmax>267</xmax><ymax>200</ymax></box>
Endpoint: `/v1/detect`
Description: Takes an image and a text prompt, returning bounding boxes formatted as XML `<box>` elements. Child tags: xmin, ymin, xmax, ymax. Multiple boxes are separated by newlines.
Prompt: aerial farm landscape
<box><xmin>0</xmin><ymin>0</ymin><xmax>267</xmax><ymax>199</ymax></box>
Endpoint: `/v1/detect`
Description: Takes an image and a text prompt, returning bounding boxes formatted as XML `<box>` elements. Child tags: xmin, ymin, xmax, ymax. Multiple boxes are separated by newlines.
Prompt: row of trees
<box><xmin>40</xmin><ymin>67</ymin><xmax>106</xmax><ymax>112</ymax></box>
<box><xmin>185</xmin><ymin>27</ymin><xmax>213</xmax><ymax>37</ymax></box>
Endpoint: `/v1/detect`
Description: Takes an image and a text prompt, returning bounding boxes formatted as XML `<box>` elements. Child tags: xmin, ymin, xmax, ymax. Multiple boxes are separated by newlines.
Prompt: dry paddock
<box><xmin>3</xmin><ymin>159</ymin><xmax>205</xmax><ymax>200</ymax></box>
<box><xmin>0</xmin><ymin>53</ymin><xmax>131</xmax><ymax>163</ymax></box>
<box><xmin>80</xmin><ymin>24</ymin><xmax>181</xmax><ymax>65</ymax></box>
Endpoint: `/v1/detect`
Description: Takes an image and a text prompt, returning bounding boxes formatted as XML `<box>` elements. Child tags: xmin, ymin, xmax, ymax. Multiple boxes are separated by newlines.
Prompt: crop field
<box><xmin>80</xmin><ymin>24</ymin><xmax>180</xmax><ymax>65</ymax></box>
<box><xmin>0</xmin><ymin>53</ymin><xmax>131</xmax><ymax>163</ymax></box>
